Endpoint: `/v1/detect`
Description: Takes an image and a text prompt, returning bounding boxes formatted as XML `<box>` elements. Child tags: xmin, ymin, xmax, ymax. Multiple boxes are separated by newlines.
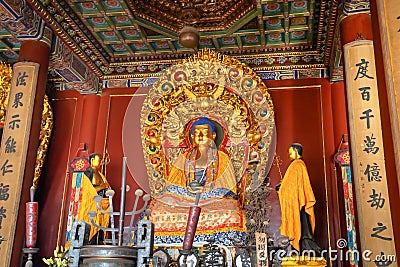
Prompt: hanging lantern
<box><xmin>178</xmin><ymin>26</ymin><xmax>199</xmax><ymax>49</ymax></box>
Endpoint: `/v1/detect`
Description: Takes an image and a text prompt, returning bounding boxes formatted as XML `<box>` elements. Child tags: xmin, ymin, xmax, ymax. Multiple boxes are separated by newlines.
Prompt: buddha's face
<box><xmin>91</xmin><ymin>155</ymin><xmax>102</xmax><ymax>168</ymax></box>
<box><xmin>288</xmin><ymin>146</ymin><xmax>299</xmax><ymax>160</ymax></box>
<box><xmin>192</xmin><ymin>124</ymin><xmax>215</xmax><ymax>147</ymax></box>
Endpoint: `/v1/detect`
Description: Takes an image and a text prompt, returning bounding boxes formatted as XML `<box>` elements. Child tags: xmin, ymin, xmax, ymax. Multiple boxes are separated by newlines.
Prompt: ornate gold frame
<box><xmin>140</xmin><ymin>49</ymin><xmax>275</xmax><ymax>196</ymax></box>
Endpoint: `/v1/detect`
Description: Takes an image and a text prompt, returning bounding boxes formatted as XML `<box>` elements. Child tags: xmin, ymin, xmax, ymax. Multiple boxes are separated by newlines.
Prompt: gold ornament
<box><xmin>0</xmin><ymin>62</ymin><xmax>12</xmax><ymax>125</ymax></box>
<box><xmin>33</xmin><ymin>94</ymin><xmax>53</xmax><ymax>189</ymax></box>
<box><xmin>141</xmin><ymin>49</ymin><xmax>275</xmax><ymax>196</ymax></box>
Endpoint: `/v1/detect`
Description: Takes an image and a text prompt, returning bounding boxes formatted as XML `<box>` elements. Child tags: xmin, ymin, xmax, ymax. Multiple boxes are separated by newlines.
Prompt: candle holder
<box><xmin>23</xmin><ymin>186</ymin><xmax>40</xmax><ymax>267</ymax></box>
<box><xmin>23</xmin><ymin>247</ymin><xmax>40</xmax><ymax>267</ymax></box>
<box><xmin>68</xmin><ymin>157</ymin><xmax>154</xmax><ymax>267</ymax></box>
<box><xmin>88</xmin><ymin>188</ymin><xmax>151</xmax><ymax>245</ymax></box>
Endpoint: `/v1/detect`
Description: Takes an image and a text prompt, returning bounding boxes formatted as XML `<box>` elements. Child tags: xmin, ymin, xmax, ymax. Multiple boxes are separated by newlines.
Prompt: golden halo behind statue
<box><xmin>140</xmin><ymin>49</ymin><xmax>275</xmax><ymax>197</ymax></box>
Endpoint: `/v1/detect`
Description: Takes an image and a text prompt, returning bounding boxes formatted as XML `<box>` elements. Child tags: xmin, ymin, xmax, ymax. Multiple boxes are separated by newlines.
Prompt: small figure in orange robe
<box><xmin>276</xmin><ymin>143</ymin><xmax>322</xmax><ymax>254</ymax></box>
<box><xmin>83</xmin><ymin>153</ymin><xmax>111</xmax><ymax>244</ymax></box>
<box><xmin>66</xmin><ymin>153</ymin><xmax>111</xmax><ymax>248</ymax></box>
<box><xmin>87</xmin><ymin>153</ymin><xmax>111</xmax><ymax>196</ymax></box>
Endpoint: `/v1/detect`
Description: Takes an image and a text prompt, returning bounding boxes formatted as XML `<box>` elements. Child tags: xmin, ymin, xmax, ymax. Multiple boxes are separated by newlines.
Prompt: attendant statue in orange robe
<box><xmin>66</xmin><ymin>152</ymin><xmax>112</xmax><ymax>247</ymax></box>
<box><xmin>82</xmin><ymin>153</ymin><xmax>111</xmax><ymax>244</ymax></box>
<box><xmin>276</xmin><ymin>143</ymin><xmax>322</xmax><ymax>254</ymax></box>
<box><xmin>149</xmin><ymin>117</ymin><xmax>246</xmax><ymax>246</ymax></box>
<box><xmin>86</xmin><ymin>153</ymin><xmax>111</xmax><ymax>196</ymax></box>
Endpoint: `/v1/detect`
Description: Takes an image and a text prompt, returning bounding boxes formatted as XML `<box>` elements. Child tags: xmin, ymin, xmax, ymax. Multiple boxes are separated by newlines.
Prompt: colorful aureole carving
<box><xmin>139</xmin><ymin>49</ymin><xmax>276</xmax><ymax>246</ymax></box>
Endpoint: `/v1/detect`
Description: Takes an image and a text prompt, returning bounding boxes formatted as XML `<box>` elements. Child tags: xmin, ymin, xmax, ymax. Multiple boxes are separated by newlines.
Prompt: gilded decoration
<box><xmin>33</xmin><ymin>94</ymin><xmax>53</xmax><ymax>189</ymax></box>
<box><xmin>281</xmin><ymin>256</ymin><xmax>327</xmax><ymax>266</ymax></box>
<box><xmin>128</xmin><ymin>0</ymin><xmax>255</xmax><ymax>32</ymax></box>
<box><xmin>14</xmin><ymin>0</ymin><xmax>339</xmax><ymax>79</ymax></box>
<box><xmin>0</xmin><ymin>61</ymin><xmax>12</xmax><ymax>125</ymax></box>
<box><xmin>140</xmin><ymin>49</ymin><xmax>275</xmax><ymax>197</ymax></box>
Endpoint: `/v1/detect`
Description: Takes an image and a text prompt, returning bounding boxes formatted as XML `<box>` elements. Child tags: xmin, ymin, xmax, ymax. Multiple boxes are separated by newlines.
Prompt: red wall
<box><xmin>94</xmin><ymin>87</ymin><xmax>148</xmax><ymax>217</ymax></box>
<box><xmin>93</xmin><ymin>78</ymin><xmax>341</xmax><ymax>253</ymax></box>
<box><xmin>265</xmin><ymin>78</ymin><xmax>339</xmax><ymax>254</ymax></box>
<box><xmin>37</xmin><ymin>78</ymin><xmax>346</xmax><ymax>264</ymax></box>
<box><xmin>36</xmin><ymin>90</ymin><xmax>84</xmax><ymax>262</ymax></box>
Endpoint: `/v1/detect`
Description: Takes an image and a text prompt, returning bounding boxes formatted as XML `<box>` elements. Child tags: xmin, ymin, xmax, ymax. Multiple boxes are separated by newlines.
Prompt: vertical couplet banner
<box><xmin>375</xmin><ymin>0</ymin><xmax>400</xmax><ymax>194</ymax></box>
<box><xmin>0</xmin><ymin>62</ymin><xmax>39</xmax><ymax>266</ymax></box>
<box><xmin>343</xmin><ymin>40</ymin><xmax>396</xmax><ymax>265</ymax></box>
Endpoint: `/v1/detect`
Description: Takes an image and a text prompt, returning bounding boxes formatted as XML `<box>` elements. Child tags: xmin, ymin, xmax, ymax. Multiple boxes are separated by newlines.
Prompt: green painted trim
<box><xmin>146</xmin><ymin>36</ymin><xmax>171</xmax><ymax>41</ymax></box>
<box><xmin>135</xmin><ymin>17</ymin><xmax>177</xmax><ymax>38</ymax></box>
<box><xmin>236</xmin><ymin>35</ymin><xmax>243</xmax><ymax>48</ymax></box>
<box><xmin>236</xmin><ymin>29</ymin><xmax>260</xmax><ymax>34</ymax></box>
<box><xmin>226</xmin><ymin>9</ymin><xmax>260</xmax><ymax>36</ymax></box>
<box><xmin>199</xmin><ymin>31</ymin><xmax>227</xmax><ymax>37</ymax></box>
<box><xmin>260</xmin><ymin>33</ymin><xmax>266</xmax><ymax>46</ymax></box>
<box><xmin>167</xmin><ymin>41</ymin><xmax>177</xmax><ymax>52</ymax></box>
<box><xmin>212</xmin><ymin>38</ymin><xmax>220</xmax><ymax>49</ymax></box>
<box><xmin>0</xmin><ymin>40</ymin><xmax>12</xmax><ymax>51</ymax></box>
<box><xmin>289</xmin><ymin>25</ymin><xmax>309</xmax><ymax>31</ymax></box>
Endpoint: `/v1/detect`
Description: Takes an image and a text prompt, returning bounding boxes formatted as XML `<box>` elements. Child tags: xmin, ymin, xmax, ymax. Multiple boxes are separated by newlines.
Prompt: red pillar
<box><xmin>340</xmin><ymin>13</ymin><xmax>373</xmax><ymax>44</ymax></box>
<box><xmin>79</xmin><ymin>94</ymin><xmax>101</xmax><ymax>154</ymax></box>
<box><xmin>13</xmin><ymin>40</ymin><xmax>51</xmax><ymax>266</ymax></box>
<box><xmin>331</xmin><ymin>81</ymin><xmax>349</xmax><ymax>146</ymax></box>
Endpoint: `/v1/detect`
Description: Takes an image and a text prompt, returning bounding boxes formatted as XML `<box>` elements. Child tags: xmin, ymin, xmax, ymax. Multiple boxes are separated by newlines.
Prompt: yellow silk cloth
<box><xmin>149</xmin><ymin>197</ymin><xmax>246</xmax><ymax>237</ymax></box>
<box><xmin>278</xmin><ymin>159</ymin><xmax>316</xmax><ymax>252</ymax></box>
<box><xmin>78</xmin><ymin>175</ymin><xmax>110</xmax><ymax>240</ymax></box>
<box><xmin>66</xmin><ymin>173</ymin><xmax>111</xmax><ymax>249</ymax></box>
<box><xmin>167</xmin><ymin>150</ymin><xmax>237</xmax><ymax>194</ymax></box>
<box><xmin>75</xmin><ymin>174</ymin><xmax>110</xmax><ymax>241</ymax></box>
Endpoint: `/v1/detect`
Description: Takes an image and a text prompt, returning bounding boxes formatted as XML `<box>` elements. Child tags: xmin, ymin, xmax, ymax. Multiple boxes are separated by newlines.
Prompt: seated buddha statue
<box><xmin>168</xmin><ymin>117</ymin><xmax>237</xmax><ymax>197</ymax></box>
<box><xmin>149</xmin><ymin>117</ymin><xmax>247</xmax><ymax>246</ymax></box>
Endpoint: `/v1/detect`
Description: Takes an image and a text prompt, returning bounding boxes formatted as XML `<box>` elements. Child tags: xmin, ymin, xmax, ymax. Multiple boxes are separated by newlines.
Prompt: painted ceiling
<box><xmin>0</xmin><ymin>0</ymin><xmax>369</xmax><ymax>88</ymax></box>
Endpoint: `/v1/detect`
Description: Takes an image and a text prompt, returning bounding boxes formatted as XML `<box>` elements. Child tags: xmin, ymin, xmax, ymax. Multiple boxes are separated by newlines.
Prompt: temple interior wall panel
<box><xmin>1</xmin><ymin>0</ymin><xmax>400</xmax><ymax>264</ymax></box>
<box><xmin>37</xmin><ymin>77</ymin><xmax>346</xmax><ymax>260</ymax></box>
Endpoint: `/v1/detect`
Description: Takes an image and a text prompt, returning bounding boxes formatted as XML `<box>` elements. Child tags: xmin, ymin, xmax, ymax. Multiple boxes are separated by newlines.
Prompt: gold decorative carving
<box><xmin>33</xmin><ymin>94</ymin><xmax>53</xmax><ymax>189</ymax></box>
<box><xmin>281</xmin><ymin>256</ymin><xmax>327</xmax><ymax>266</ymax></box>
<box><xmin>0</xmin><ymin>62</ymin><xmax>12</xmax><ymax>125</ymax></box>
<box><xmin>141</xmin><ymin>49</ymin><xmax>275</xmax><ymax>196</ymax></box>
<box><xmin>128</xmin><ymin>0</ymin><xmax>255</xmax><ymax>32</ymax></box>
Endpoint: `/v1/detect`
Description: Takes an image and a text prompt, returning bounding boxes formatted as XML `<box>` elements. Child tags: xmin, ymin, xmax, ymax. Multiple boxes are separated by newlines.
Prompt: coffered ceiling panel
<box><xmin>1</xmin><ymin>0</ymin><xmax>341</xmax><ymax>80</ymax></box>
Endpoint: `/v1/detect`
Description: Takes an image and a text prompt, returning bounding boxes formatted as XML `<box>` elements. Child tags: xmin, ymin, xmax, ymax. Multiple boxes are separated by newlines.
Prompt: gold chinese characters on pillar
<box><xmin>343</xmin><ymin>40</ymin><xmax>396</xmax><ymax>265</ymax></box>
<box><xmin>0</xmin><ymin>62</ymin><xmax>40</xmax><ymax>267</ymax></box>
